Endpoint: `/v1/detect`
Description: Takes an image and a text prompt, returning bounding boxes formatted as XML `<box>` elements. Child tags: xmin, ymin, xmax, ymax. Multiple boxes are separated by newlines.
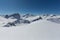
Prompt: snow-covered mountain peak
<box><xmin>0</xmin><ymin>13</ymin><xmax>60</xmax><ymax>27</ymax></box>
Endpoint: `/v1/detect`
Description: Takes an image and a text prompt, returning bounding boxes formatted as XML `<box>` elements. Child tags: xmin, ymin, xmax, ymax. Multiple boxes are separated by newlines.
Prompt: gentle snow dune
<box><xmin>0</xmin><ymin>20</ymin><xmax>60</xmax><ymax>40</ymax></box>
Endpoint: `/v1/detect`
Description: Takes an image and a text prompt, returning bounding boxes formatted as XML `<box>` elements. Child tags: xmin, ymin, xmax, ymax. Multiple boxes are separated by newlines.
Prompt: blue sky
<box><xmin>0</xmin><ymin>0</ymin><xmax>60</xmax><ymax>15</ymax></box>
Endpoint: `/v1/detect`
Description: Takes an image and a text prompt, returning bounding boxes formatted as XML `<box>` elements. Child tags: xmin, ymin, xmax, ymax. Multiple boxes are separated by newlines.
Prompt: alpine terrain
<box><xmin>0</xmin><ymin>13</ymin><xmax>60</xmax><ymax>40</ymax></box>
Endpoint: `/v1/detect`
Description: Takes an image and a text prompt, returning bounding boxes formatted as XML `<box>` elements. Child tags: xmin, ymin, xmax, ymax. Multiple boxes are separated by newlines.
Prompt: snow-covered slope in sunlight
<box><xmin>7</xmin><ymin>18</ymin><xmax>17</xmax><ymax>23</ymax></box>
<box><xmin>0</xmin><ymin>20</ymin><xmax>60</xmax><ymax>40</ymax></box>
<box><xmin>0</xmin><ymin>16</ymin><xmax>8</xmax><ymax>26</ymax></box>
<box><xmin>25</xmin><ymin>16</ymin><xmax>40</xmax><ymax>21</ymax></box>
<box><xmin>0</xmin><ymin>16</ymin><xmax>17</xmax><ymax>27</ymax></box>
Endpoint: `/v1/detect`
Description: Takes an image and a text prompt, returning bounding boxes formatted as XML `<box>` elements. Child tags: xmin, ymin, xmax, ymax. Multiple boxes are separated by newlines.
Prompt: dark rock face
<box><xmin>32</xmin><ymin>16</ymin><xmax>42</xmax><ymax>22</ymax></box>
<box><xmin>13</xmin><ymin>20</ymin><xmax>20</xmax><ymax>24</ymax></box>
<box><xmin>23</xmin><ymin>20</ymin><xmax>30</xmax><ymax>23</ymax></box>
<box><xmin>4</xmin><ymin>25</ymin><xmax>10</xmax><ymax>27</ymax></box>
<box><xmin>3</xmin><ymin>19</ymin><xmax>30</xmax><ymax>27</ymax></box>
<box><xmin>5</xmin><ymin>13</ymin><xmax>20</xmax><ymax>20</ymax></box>
<box><xmin>8</xmin><ymin>23</ymin><xmax>16</xmax><ymax>26</ymax></box>
<box><xmin>5</xmin><ymin>15</ymin><xmax>9</xmax><ymax>19</ymax></box>
<box><xmin>9</xmin><ymin>13</ymin><xmax>20</xmax><ymax>20</ymax></box>
<box><xmin>4</xmin><ymin>22</ymin><xmax>16</xmax><ymax>27</ymax></box>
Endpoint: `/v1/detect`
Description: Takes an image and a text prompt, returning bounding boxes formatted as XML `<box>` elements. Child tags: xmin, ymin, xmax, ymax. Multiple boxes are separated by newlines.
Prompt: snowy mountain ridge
<box><xmin>0</xmin><ymin>13</ymin><xmax>60</xmax><ymax>40</ymax></box>
<box><xmin>0</xmin><ymin>13</ymin><xmax>60</xmax><ymax>27</ymax></box>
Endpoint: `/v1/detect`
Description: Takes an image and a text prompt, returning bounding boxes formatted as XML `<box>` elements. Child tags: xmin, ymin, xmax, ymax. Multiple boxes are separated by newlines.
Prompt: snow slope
<box><xmin>0</xmin><ymin>16</ymin><xmax>17</xmax><ymax>27</ymax></box>
<box><xmin>0</xmin><ymin>20</ymin><xmax>60</xmax><ymax>40</ymax></box>
<box><xmin>23</xmin><ymin>16</ymin><xmax>39</xmax><ymax>21</ymax></box>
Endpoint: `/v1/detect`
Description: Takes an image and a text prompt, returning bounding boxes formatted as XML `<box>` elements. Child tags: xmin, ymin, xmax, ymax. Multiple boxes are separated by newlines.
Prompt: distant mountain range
<box><xmin>0</xmin><ymin>13</ymin><xmax>60</xmax><ymax>27</ymax></box>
